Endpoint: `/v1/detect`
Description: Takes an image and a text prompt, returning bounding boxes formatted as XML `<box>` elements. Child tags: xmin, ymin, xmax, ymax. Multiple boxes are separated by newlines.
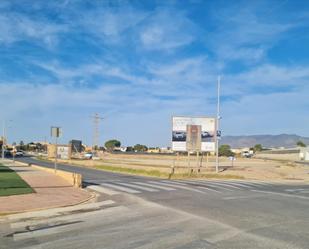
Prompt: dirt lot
<box><xmin>47</xmin><ymin>153</ymin><xmax>309</xmax><ymax>182</ymax></box>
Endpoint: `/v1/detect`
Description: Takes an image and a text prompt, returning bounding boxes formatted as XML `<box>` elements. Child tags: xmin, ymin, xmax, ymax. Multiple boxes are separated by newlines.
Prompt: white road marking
<box><xmin>147</xmin><ymin>181</ymin><xmax>206</xmax><ymax>194</ymax></box>
<box><xmin>197</xmin><ymin>186</ymin><xmax>222</xmax><ymax>193</ymax></box>
<box><xmin>161</xmin><ymin>180</ymin><xmax>189</xmax><ymax>186</ymax></box>
<box><xmin>251</xmin><ymin>190</ymin><xmax>309</xmax><ymax>200</ymax></box>
<box><xmin>116</xmin><ymin>182</ymin><xmax>159</xmax><ymax>192</ymax></box>
<box><xmin>223</xmin><ymin>195</ymin><xmax>266</xmax><ymax>200</ymax></box>
<box><xmin>285</xmin><ymin>188</ymin><xmax>305</xmax><ymax>192</ymax></box>
<box><xmin>219</xmin><ymin>181</ymin><xmax>255</xmax><ymax>189</ymax></box>
<box><xmin>132</xmin><ymin>182</ymin><xmax>176</xmax><ymax>191</ymax></box>
<box><xmin>100</xmin><ymin>183</ymin><xmax>141</xmax><ymax>194</ymax></box>
<box><xmin>237</xmin><ymin>180</ymin><xmax>273</xmax><ymax>186</ymax></box>
<box><xmin>299</xmin><ymin>190</ymin><xmax>309</xmax><ymax>194</ymax></box>
<box><xmin>202</xmin><ymin>181</ymin><xmax>242</xmax><ymax>190</ymax></box>
<box><xmin>189</xmin><ymin>182</ymin><xmax>234</xmax><ymax>191</ymax></box>
<box><xmin>87</xmin><ymin>185</ymin><xmax>120</xmax><ymax>195</ymax></box>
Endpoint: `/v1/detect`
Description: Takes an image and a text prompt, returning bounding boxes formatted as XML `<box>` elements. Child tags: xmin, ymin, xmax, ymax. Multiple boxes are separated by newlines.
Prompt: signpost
<box><xmin>51</xmin><ymin>126</ymin><xmax>62</xmax><ymax>173</ymax></box>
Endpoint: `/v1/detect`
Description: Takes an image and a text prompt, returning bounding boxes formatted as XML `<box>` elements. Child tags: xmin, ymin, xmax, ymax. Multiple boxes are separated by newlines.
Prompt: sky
<box><xmin>1</xmin><ymin>0</ymin><xmax>309</xmax><ymax>147</ymax></box>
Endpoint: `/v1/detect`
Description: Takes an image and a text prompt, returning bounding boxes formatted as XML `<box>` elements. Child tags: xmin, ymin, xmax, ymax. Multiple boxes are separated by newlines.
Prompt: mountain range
<box><xmin>221</xmin><ymin>134</ymin><xmax>309</xmax><ymax>148</ymax></box>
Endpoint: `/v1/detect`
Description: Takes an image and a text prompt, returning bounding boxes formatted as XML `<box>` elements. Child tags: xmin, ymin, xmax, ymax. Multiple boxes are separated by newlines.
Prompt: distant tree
<box><xmin>297</xmin><ymin>141</ymin><xmax>306</xmax><ymax>147</ymax></box>
<box><xmin>253</xmin><ymin>144</ymin><xmax>263</xmax><ymax>152</ymax></box>
<box><xmin>218</xmin><ymin>144</ymin><xmax>234</xmax><ymax>157</ymax></box>
<box><xmin>133</xmin><ymin>144</ymin><xmax>148</xmax><ymax>152</ymax></box>
<box><xmin>104</xmin><ymin>140</ymin><xmax>121</xmax><ymax>151</ymax></box>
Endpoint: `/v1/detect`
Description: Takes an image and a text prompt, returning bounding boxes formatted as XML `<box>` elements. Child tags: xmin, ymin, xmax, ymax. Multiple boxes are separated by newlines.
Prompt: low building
<box><xmin>48</xmin><ymin>144</ymin><xmax>71</xmax><ymax>159</ymax></box>
<box><xmin>147</xmin><ymin>148</ymin><xmax>160</xmax><ymax>153</ymax></box>
<box><xmin>299</xmin><ymin>147</ymin><xmax>309</xmax><ymax>161</ymax></box>
<box><xmin>160</xmin><ymin>147</ymin><xmax>173</xmax><ymax>154</ymax></box>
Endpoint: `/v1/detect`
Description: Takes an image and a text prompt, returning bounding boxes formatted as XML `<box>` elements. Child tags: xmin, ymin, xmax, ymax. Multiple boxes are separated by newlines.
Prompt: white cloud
<box><xmin>0</xmin><ymin>12</ymin><xmax>67</xmax><ymax>47</ymax></box>
<box><xmin>207</xmin><ymin>4</ymin><xmax>295</xmax><ymax>63</ymax></box>
<box><xmin>140</xmin><ymin>10</ymin><xmax>197</xmax><ymax>51</ymax></box>
<box><xmin>78</xmin><ymin>6</ymin><xmax>148</xmax><ymax>44</ymax></box>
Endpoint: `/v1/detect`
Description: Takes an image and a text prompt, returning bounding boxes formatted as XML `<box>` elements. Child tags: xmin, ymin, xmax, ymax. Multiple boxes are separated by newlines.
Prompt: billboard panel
<box><xmin>172</xmin><ymin>116</ymin><xmax>216</xmax><ymax>152</ymax></box>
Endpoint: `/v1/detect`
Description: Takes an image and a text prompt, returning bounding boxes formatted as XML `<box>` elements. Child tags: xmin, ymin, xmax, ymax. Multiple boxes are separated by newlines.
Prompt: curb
<box><xmin>0</xmin><ymin>190</ymin><xmax>97</xmax><ymax>216</ymax></box>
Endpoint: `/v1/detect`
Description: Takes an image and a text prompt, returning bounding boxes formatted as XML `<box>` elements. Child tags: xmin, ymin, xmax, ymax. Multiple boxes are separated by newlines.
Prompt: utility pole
<box><xmin>91</xmin><ymin>113</ymin><xmax>104</xmax><ymax>152</ymax></box>
<box><xmin>1</xmin><ymin>121</ymin><xmax>5</xmax><ymax>162</ymax></box>
<box><xmin>215</xmin><ymin>76</ymin><xmax>221</xmax><ymax>173</ymax></box>
<box><xmin>1</xmin><ymin>120</ymin><xmax>12</xmax><ymax>162</ymax></box>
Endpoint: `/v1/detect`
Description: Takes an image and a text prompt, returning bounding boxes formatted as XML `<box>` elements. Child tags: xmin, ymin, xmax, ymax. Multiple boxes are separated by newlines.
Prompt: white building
<box><xmin>299</xmin><ymin>147</ymin><xmax>309</xmax><ymax>161</ymax></box>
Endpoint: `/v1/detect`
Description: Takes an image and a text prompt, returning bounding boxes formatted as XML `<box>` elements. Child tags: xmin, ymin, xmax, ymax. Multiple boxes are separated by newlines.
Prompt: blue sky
<box><xmin>1</xmin><ymin>0</ymin><xmax>309</xmax><ymax>146</ymax></box>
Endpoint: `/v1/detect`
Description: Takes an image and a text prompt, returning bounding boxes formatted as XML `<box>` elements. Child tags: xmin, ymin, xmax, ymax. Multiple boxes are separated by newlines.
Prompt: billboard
<box><xmin>172</xmin><ymin>116</ymin><xmax>217</xmax><ymax>152</ymax></box>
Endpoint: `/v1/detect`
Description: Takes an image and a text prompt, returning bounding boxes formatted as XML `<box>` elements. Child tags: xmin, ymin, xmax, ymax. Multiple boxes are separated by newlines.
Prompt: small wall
<box><xmin>31</xmin><ymin>164</ymin><xmax>82</xmax><ymax>188</ymax></box>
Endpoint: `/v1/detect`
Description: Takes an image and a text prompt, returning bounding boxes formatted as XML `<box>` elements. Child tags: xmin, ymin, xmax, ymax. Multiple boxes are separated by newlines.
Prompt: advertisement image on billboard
<box><xmin>172</xmin><ymin>116</ymin><xmax>217</xmax><ymax>152</ymax></box>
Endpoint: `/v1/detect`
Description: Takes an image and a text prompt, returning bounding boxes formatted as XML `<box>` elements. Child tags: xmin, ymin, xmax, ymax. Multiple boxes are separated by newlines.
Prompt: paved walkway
<box><xmin>0</xmin><ymin>160</ymin><xmax>92</xmax><ymax>214</ymax></box>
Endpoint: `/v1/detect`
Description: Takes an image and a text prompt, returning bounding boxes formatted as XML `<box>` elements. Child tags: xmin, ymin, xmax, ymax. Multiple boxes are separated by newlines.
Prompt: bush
<box><xmin>219</xmin><ymin>144</ymin><xmax>234</xmax><ymax>157</ymax></box>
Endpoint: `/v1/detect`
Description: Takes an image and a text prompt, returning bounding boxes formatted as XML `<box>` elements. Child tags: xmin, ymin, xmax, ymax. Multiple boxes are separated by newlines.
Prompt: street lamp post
<box><xmin>1</xmin><ymin>121</ymin><xmax>5</xmax><ymax>162</ymax></box>
<box><xmin>215</xmin><ymin>76</ymin><xmax>221</xmax><ymax>173</ymax></box>
<box><xmin>1</xmin><ymin>120</ymin><xmax>12</xmax><ymax>162</ymax></box>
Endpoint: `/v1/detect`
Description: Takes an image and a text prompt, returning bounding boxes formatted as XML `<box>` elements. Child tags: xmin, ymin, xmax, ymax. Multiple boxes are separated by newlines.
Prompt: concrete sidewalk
<box><xmin>0</xmin><ymin>160</ymin><xmax>93</xmax><ymax>214</ymax></box>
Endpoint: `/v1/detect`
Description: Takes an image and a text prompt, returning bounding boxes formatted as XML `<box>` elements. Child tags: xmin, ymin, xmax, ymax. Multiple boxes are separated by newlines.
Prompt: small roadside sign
<box><xmin>51</xmin><ymin>127</ymin><xmax>62</xmax><ymax>138</ymax></box>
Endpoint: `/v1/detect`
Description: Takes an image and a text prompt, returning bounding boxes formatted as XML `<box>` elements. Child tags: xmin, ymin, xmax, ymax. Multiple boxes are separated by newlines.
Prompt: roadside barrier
<box><xmin>29</xmin><ymin>163</ymin><xmax>82</xmax><ymax>188</ymax></box>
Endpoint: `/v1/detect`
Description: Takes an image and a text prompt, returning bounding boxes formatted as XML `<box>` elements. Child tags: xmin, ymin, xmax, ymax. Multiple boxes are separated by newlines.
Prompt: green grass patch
<box><xmin>0</xmin><ymin>164</ymin><xmax>34</xmax><ymax>196</ymax></box>
<box><xmin>94</xmin><ymin>165</ymin><xmax>170</xmax><ymax>178</ymax></box>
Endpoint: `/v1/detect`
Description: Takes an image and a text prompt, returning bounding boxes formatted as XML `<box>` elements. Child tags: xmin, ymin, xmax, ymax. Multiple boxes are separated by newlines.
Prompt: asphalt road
<box><xmin>1</xmin><ymin>156</ymin><xmax>309</xmax><ymax>249</ymax></box>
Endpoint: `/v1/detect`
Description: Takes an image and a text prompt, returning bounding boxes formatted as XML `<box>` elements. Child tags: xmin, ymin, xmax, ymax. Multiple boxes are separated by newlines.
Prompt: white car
<box><xmin>15</xmin><ymin>151</ymin><xmax>24</xmax><ymax>157</ymax></box>
<box><xmin>174</xmin><ymin>132</ymin><xmax>186</xmax><ymax>139</ymax></box>
<box><xmin>84</xmin><ymin>152</ymin><xmax>93</xmax><ymax>159</ymax></box>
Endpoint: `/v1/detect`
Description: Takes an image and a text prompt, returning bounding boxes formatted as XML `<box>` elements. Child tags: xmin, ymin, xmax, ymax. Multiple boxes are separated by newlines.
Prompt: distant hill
<box><xmin>221</xmin><ymin>134</ymin><xmax>309</xmax><ymax>148</ymax></box>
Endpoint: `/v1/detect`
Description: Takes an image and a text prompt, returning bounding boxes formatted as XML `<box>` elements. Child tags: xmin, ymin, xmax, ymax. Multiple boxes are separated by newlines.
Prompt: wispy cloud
<box><xmin>139</xmin><ymin>9</ymin><xmax>197</xmax><ymax>51</ymax></box>
<box><xmin>0</xmin><ymin>12</ymin><xmax>67</xmax><ymax>47</ymax></box>
<box><xmin>0</xmin><ymin>0</ymin><xmax>308</xmax><ymax>145</ymax></box>
<box><xmin>207</xmin><ymin>2</ymin><xmax>296</xmax><ymax>63</ymax></box>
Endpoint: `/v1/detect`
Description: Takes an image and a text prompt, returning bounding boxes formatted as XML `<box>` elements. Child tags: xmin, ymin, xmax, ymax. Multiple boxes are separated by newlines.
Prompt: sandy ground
<box><xmin>51</xmin><ymin>153</ymin><xmax>309</xmax><ymax>182</ymax></box>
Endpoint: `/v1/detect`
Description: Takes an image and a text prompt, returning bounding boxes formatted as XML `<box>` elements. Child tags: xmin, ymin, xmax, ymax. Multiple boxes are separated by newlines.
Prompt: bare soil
<box><xmin>52</xmin><ymin>153</ymin><xmax>309</xmax><ymax>183</ymax></box>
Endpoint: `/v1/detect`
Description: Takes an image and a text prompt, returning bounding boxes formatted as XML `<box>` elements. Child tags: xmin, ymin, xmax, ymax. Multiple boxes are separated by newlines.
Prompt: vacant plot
<box><xmin>47</xmin><ymin>153</ymin><xmax>309</xmax><ymax>182</ymax></box>
<box><xmin>0</xmin><ymin>164</ymin><xmax>34</xmax><ymax>196</ymax></box>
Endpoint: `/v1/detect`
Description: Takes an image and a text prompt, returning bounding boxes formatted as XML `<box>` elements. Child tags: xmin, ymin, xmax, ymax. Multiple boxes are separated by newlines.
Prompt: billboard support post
<box><xmin>54</xmin><ymin>136</ymin><xmax>58</xmax><ymax>173</ymax></box>
<box><xmin>51</xmin><ymin>127</ymin><xmax>61</xmax><ymax>173</ymax></box>
<box><xmin>215</xmin><ymin>76</ymin><xmax>221</xmax><ymax>173</ymax></box>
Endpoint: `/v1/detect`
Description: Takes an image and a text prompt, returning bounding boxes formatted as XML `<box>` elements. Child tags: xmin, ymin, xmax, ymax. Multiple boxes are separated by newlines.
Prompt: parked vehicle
<box><xmin>84</xmin><ymin>152</ymin><xmax>93</xmax><ymax>159</ymax></box>
<box><xmin>15</xmin><ymin>151</ymin><xmax>24</xmax><ymax>157</ymax></box>
<box><xmin>242</xmin><ymin>151</ymin><xmax>252</xmax><ymax>158</ymax></box>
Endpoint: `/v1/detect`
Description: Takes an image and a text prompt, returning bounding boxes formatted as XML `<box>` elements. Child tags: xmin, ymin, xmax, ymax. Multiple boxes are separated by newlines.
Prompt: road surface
<box><xmin>1</xmin><ymin>156</ymin><xmax>309</xmax><ymax>249</ymax></box>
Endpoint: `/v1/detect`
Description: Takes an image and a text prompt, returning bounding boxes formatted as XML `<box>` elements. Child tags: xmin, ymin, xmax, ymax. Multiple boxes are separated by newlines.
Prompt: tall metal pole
<box><xmin>1</xmin><ymin>121</ymin><xmax>5</xmax><ymax>162</ymax></box>
<box><xmin>54</xmin><ymin>136</ymin><xmax>58</xmax><ymax>173</ymax></box>
<box><xmin>215</xmin><ymin>76</ymin><xmax>221</xmax><ymax>173</ymax></box>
